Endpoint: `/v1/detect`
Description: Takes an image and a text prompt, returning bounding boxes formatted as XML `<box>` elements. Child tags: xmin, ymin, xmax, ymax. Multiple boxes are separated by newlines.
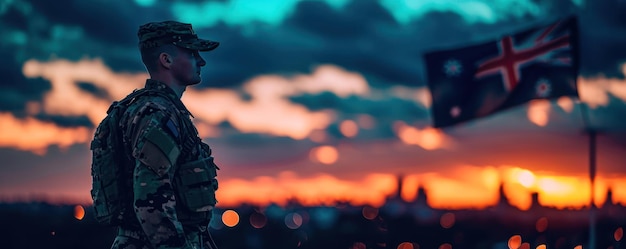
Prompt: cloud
<box><xmin>0</xmin><ymin>112</ymin><xmax>91</xmax><ymax>155</ymax></box>
<box><xmin>16</xmin><ymin>58</ymin><xmax>405</xmax><ymax>152</ymax></box>
<box><xmin>379</xmin><ymin>0</ymin><xmax>547</xmax><ymax>25</ymax></box>
<box><xmin>171</xmin><ymin>0</ymin><xmax>351</xmax><ymax>28</ymax></box>
<box><xmin>22</xmin><ymin>58</ymin><xmax>145</xmax><ymax>125</ymax></box>
<box><xmin>186</xmin><ymin>64</ymin><xmax>371</xmax><ymax>139</ymax></box>
<box><xmin>16</xmin><ymin>57</ymin><xmax>626</xmax><ymax>154</ymax></box>
<box><xmin>578</xmin><ymin>63</ymin><xmax>626</xmax><ymax>108</ymax></box>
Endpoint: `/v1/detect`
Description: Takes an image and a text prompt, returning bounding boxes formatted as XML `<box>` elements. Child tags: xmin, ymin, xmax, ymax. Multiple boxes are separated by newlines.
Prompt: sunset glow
<box><xmin>2</xmin><ymin>2</ymin><xmax>625</xmax><ymax>248</ymax></box>
<box><xmin>216</xmin><ymin>173</ymin><xmax>397</xmax><ymax>208</ymax></box>
<box><xmin>511</xmin><ymin>168</ymin><xmax>536</xmax><ymax>188</ymax></box>
<box><xmin>212</xmin><ymin>166</ymin><xmax>626</xmax><ymax>210</ymax></box>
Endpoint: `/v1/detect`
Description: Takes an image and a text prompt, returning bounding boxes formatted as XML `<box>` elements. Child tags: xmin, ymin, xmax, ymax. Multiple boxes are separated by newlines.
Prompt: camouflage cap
<box><xmin>138</xmin><ymin>21</ymin><xmax>219</xmax><ymax>51</ymax></box>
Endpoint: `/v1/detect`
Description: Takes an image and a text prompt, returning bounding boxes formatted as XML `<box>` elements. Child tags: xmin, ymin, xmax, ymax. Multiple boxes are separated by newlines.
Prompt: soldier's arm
<box><xmin>129</xmin><ymin>104</ymin><xmax>192</xmax><ymax>249</ymax></box>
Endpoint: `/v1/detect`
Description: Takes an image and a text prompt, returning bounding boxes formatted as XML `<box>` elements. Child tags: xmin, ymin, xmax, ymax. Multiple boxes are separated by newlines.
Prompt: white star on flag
<box><xmin>535</xmin><ymin>78</ymin><xmax>552</xmax><ymax>97</ymax></box>
<box><xmin>443</xmin><ymin>59</ymin><xmax>462</xmax><ymax>77</ymax></box>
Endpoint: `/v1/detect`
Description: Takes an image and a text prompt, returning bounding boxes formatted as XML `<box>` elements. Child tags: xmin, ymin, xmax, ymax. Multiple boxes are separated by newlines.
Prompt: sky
<box><xmin>0</xmin><ymin>0</ymin><xmax>625</xmax><ymax>210</ymax></box>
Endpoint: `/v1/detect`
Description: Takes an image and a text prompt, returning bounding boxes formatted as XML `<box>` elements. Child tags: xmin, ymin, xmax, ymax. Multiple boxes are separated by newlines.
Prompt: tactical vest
<box><xmin>90</xmin><ymin>88</ymin><xmax>218</xmax><ymax>227</ymax></box>
<box><xmin>173</xmin><ymin>113</ymin><xmax>219</xmax><ymax>226</ymax></box>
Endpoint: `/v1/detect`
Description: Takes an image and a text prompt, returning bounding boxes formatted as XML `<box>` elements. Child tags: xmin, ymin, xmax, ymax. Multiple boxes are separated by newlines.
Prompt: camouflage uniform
<box><xmin>110</xmin><ymin>21</ymin><xmax>220</xmax><ymax>249</ymax></box>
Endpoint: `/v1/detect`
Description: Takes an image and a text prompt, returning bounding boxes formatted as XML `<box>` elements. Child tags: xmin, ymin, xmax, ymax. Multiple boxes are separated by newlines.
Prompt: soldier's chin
<box><xmin>188</xmin><ymin>78</ymin><xmax>202</xmax><ymax>86</ymax></box>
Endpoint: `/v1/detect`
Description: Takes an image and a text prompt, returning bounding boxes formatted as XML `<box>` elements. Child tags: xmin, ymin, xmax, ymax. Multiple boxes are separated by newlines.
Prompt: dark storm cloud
<box><xmin>577</xmin><ymin>1</ymin><xmax>626</xmax><ymax>78</ymax></box>
<box><xmin>75</xmin><ymin>81</ymin><xmax>111</xmax><ymax>99</ymax></box>
<box><xmin>0</xmin><ymin>58</ymin><xmax>51</xmax><ymax>112</ymax></box>
<box><xmin>283</xmin><ymin>0</ymin><xmax>425</xmax><ymax>85</ymax></box>
<box><xmin>196</xmin><ymin>0</ymin><xmax>424</xmax><ymax>87</ymax></box>
<box><xmin>194</xmin><ymin>23</ymin><xmax>318</xmax><ymax>88</ymax></box>
<box><xmin>27</xmin><ymin>0</ymin><xmax>149</xmax><ymax>46</ymax></box>
<box><xmin>287</xmin><ymin>90</ymin><xmax>429</xmax><ymax>141</ymax></box>
<box><xmin>0</xmin><ymin>0</ymin><xmax>147</xmax><ymax>72</ymax></box>
<box><xmin>289</xmin><ymin>91</ymin><xmax>428</xmax><ymax>121</ymax></box>
<box><xmin>287</xmin><ymin>0</ymin><xmax>396</xmax><ymax>39</ymax></box>
<box><xmin>208</xmin><ymin>131</ymin><xmax>315</xmax><ymax>170</ymax></box>
<box><xmin>587</xmin><ymin>96</ymin><xmax>626</xmax><ymax>132</ymax></box>
<box><xmin>32</xmin><ymin>114</ymin><xmax>94</xmax><ymax>128</ymax></box>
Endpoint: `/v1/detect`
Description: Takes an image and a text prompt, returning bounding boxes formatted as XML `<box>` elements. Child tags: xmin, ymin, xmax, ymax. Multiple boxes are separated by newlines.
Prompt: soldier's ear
<box><xmin>159</xmin><ymin>53</ymin><xmax>172</xmax><ymax>69</ymax></box>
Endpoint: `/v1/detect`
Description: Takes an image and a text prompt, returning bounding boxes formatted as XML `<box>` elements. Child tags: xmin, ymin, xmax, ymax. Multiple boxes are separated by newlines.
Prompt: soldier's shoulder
<box><xmin>125</xmin><ymin>94</ymin><xmax>179</xmax><ymax>118</ymax></box>
<box><xmin>124</xmin><ymin>93</ymin><xmax>184</xmax><ymax>139</ymax></box>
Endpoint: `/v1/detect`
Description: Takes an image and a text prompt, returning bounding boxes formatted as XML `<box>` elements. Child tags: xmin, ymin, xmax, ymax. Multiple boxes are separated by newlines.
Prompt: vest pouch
<box><xmin>175</xmin><ymin>156</ymin><xmax>218</xmax><ymax>212</ymax></box>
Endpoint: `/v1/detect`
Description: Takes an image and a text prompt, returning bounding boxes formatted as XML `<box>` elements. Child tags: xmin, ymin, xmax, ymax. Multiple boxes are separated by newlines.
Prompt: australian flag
<box><xmin>424</xmin><ymin>16</ymin><xmax>579</xmax><ymax>128</ymax></box>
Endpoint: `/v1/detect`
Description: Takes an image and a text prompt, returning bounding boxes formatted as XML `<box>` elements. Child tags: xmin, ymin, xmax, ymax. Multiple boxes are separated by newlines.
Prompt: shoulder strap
<box><xmin>106</xmin><ymin>89</ymin><xmax>151</xmax><ymax>114</ymax></box>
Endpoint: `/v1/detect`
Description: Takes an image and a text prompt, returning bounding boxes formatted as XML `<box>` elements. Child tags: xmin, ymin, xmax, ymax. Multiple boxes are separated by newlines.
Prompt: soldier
<box><xmin>107</xmin><ymin>21</ymin><xmax>221</xmax><ymax>249</ymax></box>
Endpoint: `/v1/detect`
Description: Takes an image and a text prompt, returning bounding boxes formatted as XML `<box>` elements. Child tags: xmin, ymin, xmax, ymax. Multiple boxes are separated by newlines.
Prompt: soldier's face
<box><xmin>171</xmin><ymin>48</ymin><xmax>206</xmax><ymax>86</ymax></box>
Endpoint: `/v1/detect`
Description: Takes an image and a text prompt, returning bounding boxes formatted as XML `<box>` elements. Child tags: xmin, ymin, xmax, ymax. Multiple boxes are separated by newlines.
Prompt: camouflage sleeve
<box><xmin>128</xmin><ymin>102</ymin><xmax>194</xmax><ymax>249</ymax></box>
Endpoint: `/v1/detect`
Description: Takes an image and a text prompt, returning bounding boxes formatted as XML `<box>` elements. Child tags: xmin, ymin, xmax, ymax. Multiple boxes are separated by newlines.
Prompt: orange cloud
<box><xmin>577</xmin><ymin>63</ymin><xmax>626</xmax><ymax>108</ymax></box>
<box><xmin>0</xmin><ymin>112</ymin><xmax>91</xmax><ymax>155</ymax></box>
<box><xmin>17</xmin><ymin>59</ymin><xmax>386</xmax><ymax>151</ymax></box>
<box><xmin>22</xmin><ymin>58</ymin><xmax>146</xmax><ymax>125</ymax></box>
<box><xmin>184</xmin><ymin>65</ymin><xmax>371</xmax><ymax>139</ymax></box>
<box><xmin>21</xmin><ymin>59</ymin><xmax>380</xmax><ymax>143</ymax></box>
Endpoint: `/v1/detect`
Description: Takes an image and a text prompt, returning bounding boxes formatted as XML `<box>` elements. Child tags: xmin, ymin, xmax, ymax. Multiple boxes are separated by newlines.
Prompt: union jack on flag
<box><xmin>424</xmin><ymin>16</ymin><xmax>579</xmax><ymax>128</ymax></box>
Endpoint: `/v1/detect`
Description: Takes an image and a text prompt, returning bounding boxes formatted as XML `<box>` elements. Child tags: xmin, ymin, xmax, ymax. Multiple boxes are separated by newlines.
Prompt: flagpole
<box><xmin>579</xmin><ymin>102</ymin><xmax>596</xmax><ymax>249</ymax></box>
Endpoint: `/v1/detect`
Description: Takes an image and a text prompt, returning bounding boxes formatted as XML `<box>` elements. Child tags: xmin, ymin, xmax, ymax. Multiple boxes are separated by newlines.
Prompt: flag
<box><xmin>424</xmin><ymin>16</ymin><xmax>579</xmax><ymax>128</ymax></box>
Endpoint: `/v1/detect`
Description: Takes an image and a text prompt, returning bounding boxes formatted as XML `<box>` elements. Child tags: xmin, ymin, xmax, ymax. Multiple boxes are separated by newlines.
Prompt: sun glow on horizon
<box><xmin>214</xmin><ymin>166</ymin><xmax>626</xmax><ymax>210</ymax></box>
<box><xmin>3</xmin><ymin>166</ymin><xmax>626</xmax><ymax>211</ymax></box>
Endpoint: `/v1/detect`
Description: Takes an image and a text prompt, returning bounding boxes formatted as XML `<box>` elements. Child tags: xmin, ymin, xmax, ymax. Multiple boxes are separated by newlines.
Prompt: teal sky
<box><xmin>134</xmin><ymin>0</ymin><xmax>584</xmax><ymax>27</ymax></box>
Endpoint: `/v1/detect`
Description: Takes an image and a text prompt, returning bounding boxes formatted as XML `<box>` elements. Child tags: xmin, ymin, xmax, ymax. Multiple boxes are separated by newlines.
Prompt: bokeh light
<box><xmin>438</xmin><ymin>243</ymin><xmax>452</xmax><ymax>249</ymax></box>
<box><xmin>285</xmin><ymin>212</ymin><xmax>303</xmax><ymax>229</ymax></box>
<box><xmin>310</xmin><ymin>145</ymin><xmax>339</xmax><ymax>165</ymax></box>
<box><xmin>615</xmin><ymin>227</ymin><xmax>623</xmax><ymax>242</ymax></box>
<box><xmin>395</xmin><ymin>122</ymin><xmax>449</xmax><ymax>150</ymax></box>
<box><xmin>362</xmin><ymin>206</ymin><xmax>379</xmax><ymax>220</ymax></box>
<box><xmin>249</xmin><ymin>212</ymin><xmax>267</xmax><ymax>229</ymax></box>
<box><xmin>520</xmin><ymin>242</ymin><xmax>530</xmax><ymax>249</ymax></box>
<box><xmin>535</xmin><ymin>217</ymin><xmax>548</xmax><ymax>232</ymax></box>
<box><xmin>573</xmin><ymin>245</ymin><xmax>582</xmax><ymax>249</ymax></box>
<box><xmin>440</xmin><ymin>212</ymin><xmax>455</xmax><ymax>229</ymax></box>
<box><xmin>535</xmin><ymin>244</ymin><xmax>546</xmax><ymax>249</ymax></box>
<box><xmin>527</xmin><ymin>99</ymin><xmax>550</xmax><ymax>126</ymax></box>
<box><xmin>508</xmin><ymin>235</ymin><xmax>522</xmax><ymax>249</ymax></box>
<box><xmin>73</xmin><ymin>205</ymin><xmax>85</xmax><ymax>220</ymax></box>
<box><xmin>397</xmin><ymin>242</ymin><xmax>414</xmax><ymax>249</ymax></box>
<box><xmin>340</xmin><ymin>120</ymin><xmax>359</xmax><ymax>138</ymax></box>
<box><xmin>351</xmin><ymin>242</ymin><xmax>366</xmax><ymax>249</ymax></box>
<box><xmin>222</xmin><ymin>210</ymin><xmax>240</xmax><ymax>227</ymax></box>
